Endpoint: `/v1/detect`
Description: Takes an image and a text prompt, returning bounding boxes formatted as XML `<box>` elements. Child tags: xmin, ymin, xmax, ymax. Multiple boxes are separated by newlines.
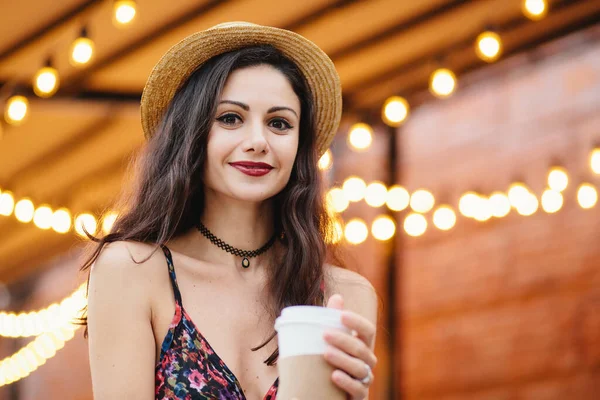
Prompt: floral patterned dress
<box><xmin>155</xmin><ymin>245</ymin><xmax>278</xmax><ymax>400</ymax></box>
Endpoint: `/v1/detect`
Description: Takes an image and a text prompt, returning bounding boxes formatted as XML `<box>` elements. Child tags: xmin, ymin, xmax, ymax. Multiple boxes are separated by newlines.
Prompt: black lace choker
<box><xmin>195</xmin><ymin>221</ymin><xmax>277</xmax><ymax>268</ymax></box>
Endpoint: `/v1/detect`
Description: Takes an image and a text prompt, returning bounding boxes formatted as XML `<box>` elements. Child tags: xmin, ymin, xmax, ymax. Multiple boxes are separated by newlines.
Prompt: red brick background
<box><xmin>398</xmin><ymin>26</ymin><xmax>600</xmax><ymax>400</ymax></box>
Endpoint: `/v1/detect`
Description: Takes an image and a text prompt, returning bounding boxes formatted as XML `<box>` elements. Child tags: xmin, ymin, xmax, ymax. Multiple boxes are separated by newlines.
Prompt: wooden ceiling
<box><xmin>1</xmin><ymin>0</ymin><xmax>599</xmax><ymax>283</ymax></box>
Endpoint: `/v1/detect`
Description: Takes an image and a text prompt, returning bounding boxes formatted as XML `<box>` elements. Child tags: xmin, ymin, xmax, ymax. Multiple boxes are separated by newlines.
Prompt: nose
<box><xmin>241</xmin><ymin>119</ymin><xmax>269</xmax><ymax>154</ymax></box>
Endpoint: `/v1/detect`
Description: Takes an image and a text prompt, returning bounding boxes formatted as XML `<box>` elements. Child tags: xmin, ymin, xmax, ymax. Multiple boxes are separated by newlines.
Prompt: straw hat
<box><xmin>141</xmin><ymin>22</ymin><xmax>342</xmax><ymax>157</ymax></box>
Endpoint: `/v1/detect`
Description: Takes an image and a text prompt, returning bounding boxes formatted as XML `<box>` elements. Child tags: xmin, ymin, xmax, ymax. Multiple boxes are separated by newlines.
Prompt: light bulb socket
<box><xmin>79</xmin><ymin>26</ymin><xmax>89</xmax><ymax>39</ymax></box>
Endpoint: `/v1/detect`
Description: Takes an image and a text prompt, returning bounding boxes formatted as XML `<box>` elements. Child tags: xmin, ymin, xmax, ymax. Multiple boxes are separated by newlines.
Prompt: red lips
<box><xmin>229</xmin><ymin>161</ymin><xmax>274</xmax><ymax>177</ymax></box>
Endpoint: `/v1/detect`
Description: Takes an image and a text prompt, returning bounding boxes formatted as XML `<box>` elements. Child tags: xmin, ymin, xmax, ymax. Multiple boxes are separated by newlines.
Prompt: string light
<box><xmin>0</xmin><ymin>284</ymin><xmax>86</xmax><ymax>338</ymax></box>
<box><xmin>404</xmin><ymin>213</ymin><xmax>427</xmax><ymax>237</ymax></box>
<box><xmin>472</xmin><ymin>195</ymin><xmax>492</xmax><ymax>222</ymax></box>
<box><xmin>318</xmin><ymin>149</ymin><xmax>333</xmax><ymax>170</ymax></box>
<box><xmin>547</xmin><ymin>166</ymin><xmax>568</xmax><ymax>192</ymax></box>
<box><xmin>326</xmin><ymin>187</ymin><xmax>349</xmax><ymax>213</ymax></box>
<box><xmin>113</xmin><ymin>0</ymin><xmax>137</xmax><ymax>26</ymax></box>
<box><xmin>102</xmin><ymin>211</ymin><xmax>118</xmax><ymax>235</ymax></box>
<box><xmin>4</xmin><ymin>95</ymin><xmax>29</xmax><ymax>126</ymax></box>
<box><xmin>590</xmin><ymin>147</ymin><xmax>600</xmax><ymax>174</ymax></box>
<box><xmin>429</xmin><ymin>68</ymin><xmax>457</xmax><ymax>98</ymax></box>
<box><xmin>382</xmin><ymin>96</ymin><xmax>409</xmax><ymax>127</ymax></box>
<box><xmin>475</xmin><ymin>30</ymin><xmax>503</xmax><ymax>62</ymax></box>
<box><xmin>433</xmin><ymin>205</ymin><xmax>456</xmax><ymax>231</ymax></box>
<box><xmin>70</xmin><ymin>27</ymin><xmax>95</xmax><ymax>67</ymax></box>
<box><xmin>488</xmin><ymin>192</ymin><xmax>511</xmax><ymax>218</ymax></box>
<box><xmin>508</xmin><ymin>182</ymin><xmax>530</xmax><ymax>208</ymax></box>
<box><xmin>410</xmin><ymin>189</ymin><xmax>435</xmax><ymax>213</ymax></box>
<box><xmin>0</xmin><ymin>284</ymin><xmax>85</xmax><ymax>387</ymax></box>
<box><xmin>458</xmin><ymin>191</ymin><xmax>480</xmax><ymax>218</ymax></box>
<box><xmin>33</xmin><ymin>205</ymin><xmax>53</xmax><ymax>230</ymax></box>
<box><xmin>386</xmin><ymin>185</ymin><xmax>410</xmax><ymax>211</ymax></box>
<box><xmin>371</xmin><ymin>215</ymin><xmax>396</xmax><ymax>241</ymax></box>
<box><xmin>75</xmin><ymin>213</ymin><xmax>98</xmax><ymax>237</ymax></box>
<box><xmin>522</xmin><ymin>0</ymin><xmax>548</xmax><ymax>21</ymax></box>
<box><xmin>342</xmin><ymin>176</ymin><xmax>367</xmax><ymax>202</ymax></box>
<box><xmin>52</xmin><ymin>208</ymin><xmax>72</xmax><ymax>234</ymax></box>
<box><xmin>541</xmin><ymin>189</ymin><xmax>563</xmax><ymax>213</ymax></box>
<box><xmin>515</xmin><ymin>192</ymin><xmax>539</xmax><ymax>216</ymax></box>
<box><xmin>364</xmin><ymin>182</ymin><xmax>388</xmax><ymax>207</ymax></box>
<box><xmin>348</xmin><ymin>123</ymin><xmax>373</xmax><ymax>151</ymax></box>
<box><xmin>33</xmin><ymin>59</ymin><xmax>60</xmax><ymax>98</ymax></box>
<box><xmin>14</xmin><ymin>198</ymin><xmax>34</xmax><ymax>223</ymax></box>
<box><xmin>0</xmin><ymin>191</ymin><xmax>15</xmax><ymax>216</ymax></box>
<box><xmin>344</xmin><ymin>218</ymin><xmax>368</xmax><ymax>245</ymax></box>
<box><xmin>577</xmin><ymin>183</ymin><xmax>598</xmax><ymax>209</ymax></box>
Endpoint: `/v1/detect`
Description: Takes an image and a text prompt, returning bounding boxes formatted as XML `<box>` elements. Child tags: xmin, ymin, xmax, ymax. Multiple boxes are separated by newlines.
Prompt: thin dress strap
<box><xmin>160</xmin><ymin>245</ymin><xmax>183</xmax><ymax>307</ymax></box>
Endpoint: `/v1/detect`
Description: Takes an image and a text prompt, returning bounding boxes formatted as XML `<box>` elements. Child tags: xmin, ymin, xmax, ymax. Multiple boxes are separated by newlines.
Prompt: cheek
<box><xmin>277</xmin><ymin>136</ymin><xmax>299</xmax><ymax>170</ymax></box>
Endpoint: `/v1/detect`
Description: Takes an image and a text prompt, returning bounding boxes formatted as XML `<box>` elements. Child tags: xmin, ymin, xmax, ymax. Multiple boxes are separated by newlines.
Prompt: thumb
<box><xmin>326</xmin><ymin>293</ymin><xmax>344</xmax><ymax>310</ymax></box>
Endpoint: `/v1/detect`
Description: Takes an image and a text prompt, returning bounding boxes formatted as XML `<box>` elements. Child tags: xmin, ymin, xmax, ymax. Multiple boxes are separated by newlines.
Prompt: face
<box><xmin>204</xmin><ymin>65</ymin><xmax>301</xmax><ymax>203</ymax></box>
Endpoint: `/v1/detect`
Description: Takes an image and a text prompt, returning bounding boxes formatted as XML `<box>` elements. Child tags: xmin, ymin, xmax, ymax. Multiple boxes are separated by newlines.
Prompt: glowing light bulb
<box><xmin>547</xmin><ymin>167</ymin><xmax>568</xmax><ymax>192</ymax></box>
<box><xmin>0</xmin><ymin>191</ymin><xmax>15</xmax><ymax>216</ymax></box>
<box><xmin>386</xmin><ymin>185</ymin><xmax>410</xmax><ymax>211</ymax></box>
<box><xmin>15</xmin><ymin>198</ymin><xmax>34</xmax><ymax>223</ymax></box>
<box><xmin>342</xmin><ymin>177</ymin><xmax>367</xmax><ymax>202</ymax></box>
<box><xmin>433</xmin><ymin>205</ymin><xmax>456</xmax><ymax>231</ymax></box>
<box><xmin>52</xmin><ymin>208</ymin><xmax>72</xmax><ymax>234</ymax></box>
<box><xmin>429</xmin><ymin>68</ymin><xmax>457</xmax><ymax>98</ymax></box>
<box><xmin>475</xmin><ymin>31</ymin><xmax>502</xmax><ymax>62</ymax></box>
<box><xmin>404</xmin><ymin>213</ymin><xmax>427</xmax><ymax>237</ymax></box>
<box><xmin>577</xmin><ymin>183</ymin><xmax>598</xmax><ymax>209</ymax></box>
<box><xmin>365</xmin><ymin>182</ymin><xmax>387</xmax><ymax>207</ymax></box>
<box><xmin>522</xmin><ymin>0</ymin><xmax>548</xmax><ymax>21</ymax></box>
<box><xmin>410</xmin><ymin>189</ymin><xmax>435</xmax><ymax>213</ymax></box>
<box><xmin>113</xmin><ymin>0</ymin><xmax>137</xmax><ymax>26</ymax></box>
<box><xmin>326</xmin><ymin>187</ymin><xmax>349</xmax><ymax>213</ymax></box>
<box><xmin>348</xmin><ymin>123</ymin><xmax>373</xmax><ymax>151</ymax></box>
<box><xmin>33</xmin><ymin>205</ymin><xmax>53</xmax><ymax>230</ymax></box>
<box><xmin>4</xmin><ymin>95</ymin><xmax>29</xmax><ymax>125</ymax></box>
<box><xmin>344</xmin><ymin>218</ymin><xmax>368</xmax><ymax>245</ymax></box>
<box><xmin>33</xmin><ymin>66</ymin><xmax>60</xmax><ymax>98</ymax></box>
<box><xmin>382</xmin><ymin>96</ymin><xmax>409</xmax><ymax>127</ymax></box>
<box><xmin>541</xmin><ymin>189</ymin><xmax>563</xmax><ymax>214</ymax></box>
<box><xmin>75</xmin><ymin>213</ymin><xmax>97</xmax><ymax>237</ymax></box>
<box><xmin>70</xmin><ymin>29</ymin><xmax>95</xmax><ymax>67</ymax></box>
<box><xmin>371</xmin><ymin>215</ymin><xmax>396</xmax><ymax>241</ymax></box>
<box><xmin>590</xmin><ymin>148</ymin><xmax>600</xmax><ymax>174</ymax></box>
<box><xmin>489</xmin><ymin>192</ymin><xmax>511</xmax><ymax>218</ymax></box>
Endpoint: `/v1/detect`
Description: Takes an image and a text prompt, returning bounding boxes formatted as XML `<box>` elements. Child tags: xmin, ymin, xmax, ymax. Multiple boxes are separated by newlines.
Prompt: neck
<box><xmin>197</xmin><ymin>191</ymin><xmax>276</xmax><ymax>269</ymax></box>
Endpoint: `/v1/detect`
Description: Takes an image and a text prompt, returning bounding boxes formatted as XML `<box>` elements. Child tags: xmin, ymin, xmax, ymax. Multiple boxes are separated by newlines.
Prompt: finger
<box><xmin>324</xmin><ymin>345</ymin><xmax>368</xmax><ymax>381</ymax></box>
<box><xmin>332</xmin><ymin>369</ymin><xmax>368</xmax><ymax>400</ymax></box>
<box><xmin>324</xmin><ymin>330</ymin><xmax>377</xmax><ymax>369</ymax></box>
<box><xmin>327</xmin><ymin>294</ymin><xmax>344</xmax><ymax>310</ymax></box>
<box><xmin>341</xmin><ymin>311</ymin><xmax>376</xmax><ymax>347</ymax></box>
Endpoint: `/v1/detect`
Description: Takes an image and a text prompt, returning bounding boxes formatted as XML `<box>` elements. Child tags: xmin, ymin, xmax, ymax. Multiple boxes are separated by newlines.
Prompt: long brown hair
<box><xmin>80</xmin><ymin>45</ymin><xmax>338</xmax><ymax>365</ymax></box>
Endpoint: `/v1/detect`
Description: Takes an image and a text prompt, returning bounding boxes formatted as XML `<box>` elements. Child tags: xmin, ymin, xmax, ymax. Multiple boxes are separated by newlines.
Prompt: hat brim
<box><xmin>140</xmin><ymin>22</ymin><xmax>342</xmax><ymax>158</ymax></box>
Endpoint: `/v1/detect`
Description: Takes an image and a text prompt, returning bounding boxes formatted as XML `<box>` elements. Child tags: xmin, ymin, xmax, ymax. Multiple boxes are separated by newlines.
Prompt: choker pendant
<box><xmin>195</xmin><ymin>221</ymin><xmax>278</xmax><ymax>269</ymax></box>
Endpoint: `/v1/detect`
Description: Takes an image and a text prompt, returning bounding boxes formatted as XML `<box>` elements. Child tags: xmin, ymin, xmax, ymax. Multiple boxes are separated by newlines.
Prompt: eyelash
<box><xmin>216</xmin><ymin>113</ymin><xmax>294</xmax><ymax>131</ymax></box>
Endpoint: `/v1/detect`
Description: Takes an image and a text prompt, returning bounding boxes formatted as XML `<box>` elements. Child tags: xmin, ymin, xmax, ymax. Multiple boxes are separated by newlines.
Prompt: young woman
<box><xmin>84</xmin><ymin>22</ymin><xmax>378</xmax><ymax>400</ymax></box>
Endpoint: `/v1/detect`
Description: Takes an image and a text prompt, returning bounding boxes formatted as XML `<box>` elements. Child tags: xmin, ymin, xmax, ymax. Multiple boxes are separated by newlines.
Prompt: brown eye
<box><xmin>269</xmin><ymin>118</ymin><xmax>293</xmax><ymax>131</ymax></box>
<box><xmin>217</xmin><ymin>113</ymin><xmax>242</xmax><ymax>125</ymax></box>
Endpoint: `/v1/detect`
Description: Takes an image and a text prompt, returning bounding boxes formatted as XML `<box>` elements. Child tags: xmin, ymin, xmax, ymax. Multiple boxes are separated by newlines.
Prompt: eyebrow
<box><xmin>219</xmin><ymin>100</ymin><xmax>298</xmax><ymax>118</ymax></box>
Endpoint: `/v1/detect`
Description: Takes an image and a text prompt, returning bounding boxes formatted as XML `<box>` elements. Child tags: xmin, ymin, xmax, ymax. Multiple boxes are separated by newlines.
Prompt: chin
<box><xmin>227</xmin><ymin>182</ymin><xmax>287</xmax><ymax>203</ymax></box>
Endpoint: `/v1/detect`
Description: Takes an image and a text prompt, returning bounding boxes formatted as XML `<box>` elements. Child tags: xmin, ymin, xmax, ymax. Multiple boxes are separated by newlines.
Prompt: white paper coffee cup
<box><xmin>274</xmin><ymin>306</ymin><xmax>350</xmax><ymax>359</ymax></box>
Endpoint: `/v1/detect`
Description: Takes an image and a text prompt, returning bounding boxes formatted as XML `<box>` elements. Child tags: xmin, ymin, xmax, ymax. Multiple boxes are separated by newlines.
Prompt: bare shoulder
<box><xmin>88</xmin><ymin>241</ymin><xmax>167</xmax><ymax>307</ymax></box>
<box><xmin>324</xmin><ymin>265</ymin><xmax>378</xmax><ymax>325</ymax></box>
<box><xmin>325</xmin><ymin>265</ymin><xmax>376</xmax><ymax>295</ymax></box>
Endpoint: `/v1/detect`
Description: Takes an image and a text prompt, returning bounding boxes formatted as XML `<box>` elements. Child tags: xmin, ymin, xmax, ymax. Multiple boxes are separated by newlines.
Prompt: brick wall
<box><xmin>398</xmin><ymin>26</ymin><xmax>600</xmax><ymax>400</ymax></box>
